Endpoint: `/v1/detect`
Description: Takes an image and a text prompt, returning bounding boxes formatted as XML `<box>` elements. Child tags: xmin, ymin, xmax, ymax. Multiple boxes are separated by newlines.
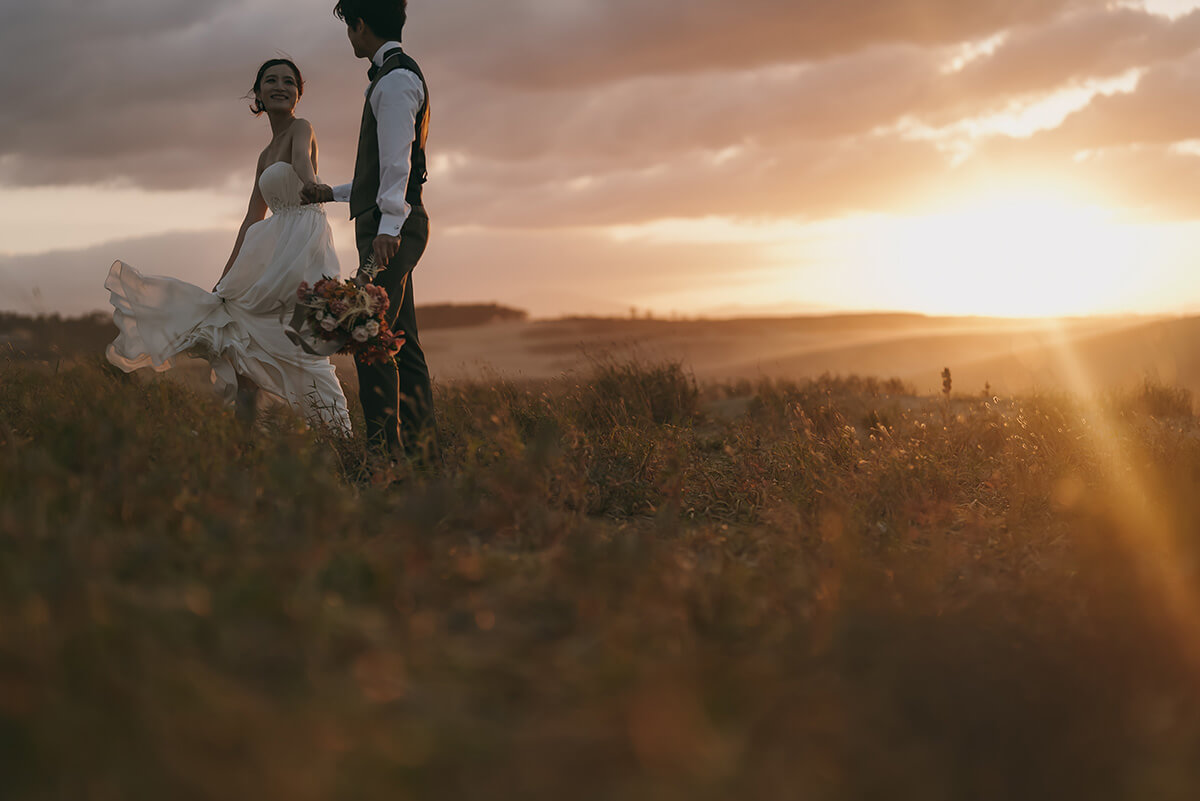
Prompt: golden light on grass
<box><xmin>1041</xmin><ymin>320</ymin><xmax>1200</xmax><ymax>671</ymax></box>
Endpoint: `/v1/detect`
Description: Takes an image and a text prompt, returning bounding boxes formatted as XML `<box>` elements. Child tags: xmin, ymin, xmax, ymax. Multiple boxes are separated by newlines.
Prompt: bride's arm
<box><xmin>216</xmin><ymin>169</ymin><xmax>269</xmax><ymax>288</ymax></box>
<box><xmin>290</xmin><ymin>120</ymin><xmax>319</xmax><ymax>186</ymax></box>
<box><xmin>295</xmin><ymin>120</ymin><xmax>343</xmax><ymax>204</ymax></box>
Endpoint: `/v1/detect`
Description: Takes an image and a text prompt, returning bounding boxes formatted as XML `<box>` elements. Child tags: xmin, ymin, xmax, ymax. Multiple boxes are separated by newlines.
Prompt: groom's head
<box><xmin>334</xmin><ymin>0</ymin><xmax>407</xmax><ymax>58</ymax></box>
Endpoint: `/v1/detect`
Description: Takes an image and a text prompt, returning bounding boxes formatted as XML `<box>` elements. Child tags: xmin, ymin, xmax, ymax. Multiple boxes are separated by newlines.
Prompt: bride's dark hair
<box><xmin>248</xmin><ymin>58</ymin><xmax>304</xmax><ymax>116</ymax></box>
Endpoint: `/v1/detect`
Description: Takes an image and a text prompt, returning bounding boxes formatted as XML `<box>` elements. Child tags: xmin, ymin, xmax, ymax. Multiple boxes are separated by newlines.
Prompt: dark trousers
<box><xmin>354</xmin><ymin>206</ymin><xmax>438</xmax><ymax>462</ymax></box>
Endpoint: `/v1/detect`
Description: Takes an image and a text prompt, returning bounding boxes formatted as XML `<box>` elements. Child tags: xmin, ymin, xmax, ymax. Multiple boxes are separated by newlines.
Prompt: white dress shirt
<box><xmin>332</xmin><ymin>41</ymin><xmax>425</xmax><ymax>238</ymax></box>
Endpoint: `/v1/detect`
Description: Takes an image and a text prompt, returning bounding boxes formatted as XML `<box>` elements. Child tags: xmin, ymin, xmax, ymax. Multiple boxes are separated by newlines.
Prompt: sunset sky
<box><xmin>5</xmin><ymin>0</ymin><xmax>1200</xmax><ymax>318</ymax></box>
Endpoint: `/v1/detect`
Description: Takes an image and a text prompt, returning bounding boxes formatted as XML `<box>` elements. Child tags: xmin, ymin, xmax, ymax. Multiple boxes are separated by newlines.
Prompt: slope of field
<box><xmin>424</xmin><ymin>313</ymin><xmax>1187</xmax><ymax>397</ymax></box>
<box><xmin>7</xmin><ymin>309</ymin><xmax>1200</xmax><ymax>405</ymax></box>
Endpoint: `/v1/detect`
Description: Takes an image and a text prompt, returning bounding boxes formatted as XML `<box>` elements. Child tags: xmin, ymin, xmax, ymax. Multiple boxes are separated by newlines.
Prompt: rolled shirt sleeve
<box><xmin>371</xmin><ymin>69</ymin><xmax>425</xmax><ymax>238</ymax></box>
<box><xmin>331</xmin><ymin>183</ymin><xmax>352</xmax><ymax>203</ymax></box>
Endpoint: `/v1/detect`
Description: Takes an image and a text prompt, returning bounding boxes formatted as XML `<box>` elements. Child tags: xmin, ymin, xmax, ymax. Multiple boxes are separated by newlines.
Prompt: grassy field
<box><xmin>3</xmin><ymin>353</ymin><xmax>1200</xmax><ymax>800</ymax></box>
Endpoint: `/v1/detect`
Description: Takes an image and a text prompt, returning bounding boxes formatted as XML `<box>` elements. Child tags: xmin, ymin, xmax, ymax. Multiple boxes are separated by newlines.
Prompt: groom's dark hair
<box><xmin>334</xmin><ymin>0</ymin><xmax>407</xmax><ymax>41</ymax></box>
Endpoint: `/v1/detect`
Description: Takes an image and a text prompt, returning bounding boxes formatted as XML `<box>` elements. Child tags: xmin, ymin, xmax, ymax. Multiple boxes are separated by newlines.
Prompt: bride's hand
<box><xmin>300</xmin><ymin>182</ymin><xmax>334</xmax><ymax>205</ymax></box>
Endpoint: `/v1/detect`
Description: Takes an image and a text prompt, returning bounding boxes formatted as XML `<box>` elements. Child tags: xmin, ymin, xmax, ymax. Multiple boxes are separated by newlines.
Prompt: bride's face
<box><xmin>257</xmin><ymin>65</ymin><xmax>300</xmax><ymax>114</ymax></box>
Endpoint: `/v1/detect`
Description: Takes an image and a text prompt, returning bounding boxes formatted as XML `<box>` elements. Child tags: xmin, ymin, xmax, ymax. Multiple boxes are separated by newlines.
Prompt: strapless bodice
<box><xmin>259</xmin><ymin>161</ymin><xmax>319</xmax><ymax>213</ymax></box>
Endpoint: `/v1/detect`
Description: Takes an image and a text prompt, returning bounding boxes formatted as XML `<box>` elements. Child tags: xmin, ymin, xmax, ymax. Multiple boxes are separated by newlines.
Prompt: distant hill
<box><xmin>14</xmin><ymin>310</ymin><xmax>1195</xmax><ymax>398</ymax></box>
<box><xmin>1</xmin><ymin>311</ymin><xmax>116</xmax><ymax>361</ymax></box>
<box><xmin>416</xmin><ymin>303</ymin><xmax>528</xmax><ymax>329</ymax></box>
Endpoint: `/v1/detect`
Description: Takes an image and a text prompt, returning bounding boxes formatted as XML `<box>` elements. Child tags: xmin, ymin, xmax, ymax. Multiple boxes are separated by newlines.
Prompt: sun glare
<box><xmin>613</xmin><ymin>189</ymin><xmax>1185</xmax><ymax>320</ymax></box>
<box><xmin>851</xmin><ymin>188</ymin><xmax>1151</xmax><ymax>317</ymax></box>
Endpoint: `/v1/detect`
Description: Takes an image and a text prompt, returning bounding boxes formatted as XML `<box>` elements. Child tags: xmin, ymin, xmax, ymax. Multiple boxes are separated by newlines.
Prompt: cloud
<box><xmin>433</xmin><ymin>46</ymin><xmax>940</xmax><ymax>165</ymax></box>
<box><xmin>5</xmin><ymin>0</ymin><xmax>1200</xmax><ymax>234</ymax></box>
<box><xmin>952</xmin><ymin>7</ymin><xmax>1200</xmax><ymax>96</ymax></box>
<box><xmin>426</xmin><ymin>134</ymin><xmax>949</xmax><ymax>227</ymax></box>
<box><xmin>0</xmin><ymin>0</ymin><xmax>358</xmax><ymax>188</ymax></box>
<box><xmin>947</xmin><ymin>44</ymin><xmax>1200</xmax><ymax>219</ymax></box>
<box><xmin>425</xmin><ymin>0</ymin><xmax>1106</xmax><ymax>87</ymax></box>
<box><xmin>0</xmin><ymin>1</ymin><xmax>1113</xmax><ymax>182</ymax></box>
<box><xmin>1020</xmin><ymin>50</ymin><xmax>1200</xmax><ymax>152</ymax></box>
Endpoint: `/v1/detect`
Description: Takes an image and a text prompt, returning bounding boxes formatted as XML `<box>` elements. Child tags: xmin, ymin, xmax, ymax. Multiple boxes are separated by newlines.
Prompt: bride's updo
<box><xmin>248</xmin><ymin>58</ymin><xmax>305</xmax><ymax>115</ymax></box>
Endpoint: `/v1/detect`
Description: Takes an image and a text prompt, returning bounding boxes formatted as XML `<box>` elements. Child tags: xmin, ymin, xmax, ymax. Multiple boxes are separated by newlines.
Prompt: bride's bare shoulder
<box><xmin>290</xmin><ymin>118</ymin><xmax>316</xmax><ymax>138</ymax></box>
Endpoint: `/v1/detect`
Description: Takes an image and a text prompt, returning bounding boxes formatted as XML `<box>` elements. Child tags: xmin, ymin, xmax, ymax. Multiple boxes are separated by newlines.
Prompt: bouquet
<box><xmin>286</xmin><ymin>257</ymin><xmax>404</xmax><ymax>365</ymax></box>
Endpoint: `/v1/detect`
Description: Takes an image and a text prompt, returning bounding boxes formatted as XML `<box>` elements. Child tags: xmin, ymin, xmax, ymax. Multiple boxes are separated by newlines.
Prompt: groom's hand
<box><xmin>300</xmin><ymin>182</ymin><xmax>334</xmax><ymax>205</ymax></box>
<box><xmin>372</xmin><ymin>234</ymin><xmax>400</xmax><ymax>268</ymax></box>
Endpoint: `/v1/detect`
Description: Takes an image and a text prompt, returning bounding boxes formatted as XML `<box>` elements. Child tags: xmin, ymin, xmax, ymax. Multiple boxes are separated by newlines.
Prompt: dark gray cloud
<box><xmin>0</xmin><ymin>0</ymin><xmax>359</xmax><ymax>188</ymax></box>
<box><xmin>429</xmin><ymin>4</ymin><xmax>1200</xmax><ymax>165</ymax></box>
<box><xmin>3</xmin><ymin>0</ymin><xmax>1200</xmax><ymax>228</ymax></box>
<box><xmin>432</xmin><ymin>46</ymin><xmax>939</xmax><ymax>164</ymax></box>
<box><xmin>424</xmin><ymin>0</ymin><xmax>1105</xmax><ymax>87</ymax></box>
<box><xmin>423</xmin><ymin>134</ymin><xmax>948</xmax><ymax>228</ymax></box>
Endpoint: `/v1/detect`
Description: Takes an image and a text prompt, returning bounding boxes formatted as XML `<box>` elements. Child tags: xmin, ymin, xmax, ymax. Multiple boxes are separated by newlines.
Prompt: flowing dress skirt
<box><xmin>105</xmin><ymin>203</ymin><xmax>351</xmax><ymax>431</ymax></box>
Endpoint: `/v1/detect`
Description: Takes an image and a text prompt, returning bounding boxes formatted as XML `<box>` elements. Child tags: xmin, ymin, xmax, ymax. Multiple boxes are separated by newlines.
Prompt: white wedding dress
<box><xmin>105</xmin><ymin>161</ymin><xmax>352</xmax><ymax>431</ymax></box>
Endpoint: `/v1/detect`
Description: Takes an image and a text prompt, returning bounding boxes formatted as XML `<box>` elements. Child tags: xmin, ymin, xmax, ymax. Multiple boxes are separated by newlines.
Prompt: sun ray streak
<box><xmin>1045</xmin><ymin>321</ymin><xmax>1200</xmax><ymax>670</ymax></box>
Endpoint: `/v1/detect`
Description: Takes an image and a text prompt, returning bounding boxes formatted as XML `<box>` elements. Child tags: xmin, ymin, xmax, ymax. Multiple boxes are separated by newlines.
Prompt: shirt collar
<box><xmin>372</xmin><ymin>41</ymin><xmax>402</xmax><ymax>67</ymax></box>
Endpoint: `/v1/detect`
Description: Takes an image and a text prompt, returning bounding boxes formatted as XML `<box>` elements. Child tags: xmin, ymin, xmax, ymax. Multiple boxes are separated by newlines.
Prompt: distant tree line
<box><xmin>416</xmin><ymin>303</ymin><xmax>528</xmax><ymax>329</ymax></box>
<box><xmin>1</xmin><ymin>305</ymin><xmax>530</xmax><ymax>361</ymax></box>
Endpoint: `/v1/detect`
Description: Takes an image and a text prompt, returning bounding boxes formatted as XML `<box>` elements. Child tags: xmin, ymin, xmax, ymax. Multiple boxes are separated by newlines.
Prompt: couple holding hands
<box><xmin>106</xmin><ymin>0</ymin><xmax>438</xmax><ymax>466</ymax></box>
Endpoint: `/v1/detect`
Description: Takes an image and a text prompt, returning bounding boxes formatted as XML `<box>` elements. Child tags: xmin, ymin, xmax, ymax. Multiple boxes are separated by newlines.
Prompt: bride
<box><xmin>105</xmin><ymin>58</ymin><xmax>352</xmax><ymax>432</ymax></box>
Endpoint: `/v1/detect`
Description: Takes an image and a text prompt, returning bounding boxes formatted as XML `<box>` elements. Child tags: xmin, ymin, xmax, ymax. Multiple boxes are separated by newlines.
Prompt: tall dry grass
<box><xmin>3</xmin><ymin>355</ymin><xmax>1200</xmax><ymax>800</ymax></box>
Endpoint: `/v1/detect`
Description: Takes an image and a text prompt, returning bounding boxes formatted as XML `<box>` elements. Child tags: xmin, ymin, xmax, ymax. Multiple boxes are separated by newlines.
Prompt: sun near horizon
<box><xmin>820</xmin><ymin>182</ymin><xmax>1185</xmax><ymax>320</ymax></box>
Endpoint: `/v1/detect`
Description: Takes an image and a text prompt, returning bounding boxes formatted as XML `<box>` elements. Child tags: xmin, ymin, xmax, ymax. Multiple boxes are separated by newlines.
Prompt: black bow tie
<box><xmin>368</xmin><ymin>48</ymin><xmax>403</xmax><ymax>82</ymax></box>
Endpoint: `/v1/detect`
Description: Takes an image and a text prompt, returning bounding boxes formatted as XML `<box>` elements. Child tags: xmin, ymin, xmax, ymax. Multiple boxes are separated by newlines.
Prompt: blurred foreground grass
<box><xmin>3</xmin><ymin>356</ymin><xmax>1200</xmax><ymax>800</ymax></box>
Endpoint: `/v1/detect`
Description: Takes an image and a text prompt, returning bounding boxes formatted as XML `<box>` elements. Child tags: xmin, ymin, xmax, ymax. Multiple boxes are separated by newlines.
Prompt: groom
<box><xmin>302</xmin><ymin>0</ymin><xmax>438</xmax><ymax>465</ymax></box>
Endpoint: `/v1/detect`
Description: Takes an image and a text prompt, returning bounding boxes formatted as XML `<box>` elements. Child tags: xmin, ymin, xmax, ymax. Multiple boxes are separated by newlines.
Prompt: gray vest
<box><xmin>350</xmin><ymin>48</ymin><xmax>430</xmax><ymax>221</ymax></box>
